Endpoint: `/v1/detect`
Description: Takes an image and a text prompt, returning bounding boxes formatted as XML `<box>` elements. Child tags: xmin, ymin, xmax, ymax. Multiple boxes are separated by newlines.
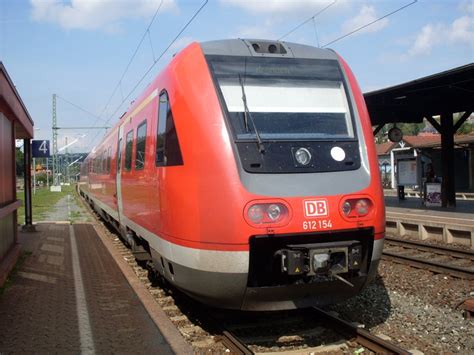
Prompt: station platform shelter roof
<box><xmin>364</xmin><ymin>63</ymin><xmax>474</xmax><ymax>125</ymax></box>
<box><xmin>363</xmin><ymin>63</ymin><xmax>474</xmax><ymax>207</ymax></box>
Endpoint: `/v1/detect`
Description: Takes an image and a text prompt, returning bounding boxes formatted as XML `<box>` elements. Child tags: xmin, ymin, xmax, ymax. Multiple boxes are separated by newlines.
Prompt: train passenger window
<box><xmin>102</xmin><ymin>151</ymin><xmax>107</xmax><ymax>174</ymax></box>
<box><xmin>117</xmin><ymin>138</ymin><xmax>122</xmax><ymax>173</ymax></box>
<box><xmin>124</xmin><ymin>130</ymin><xmax>134</xmax><ymax>171</ymax></box>
<box><xmin>107</xmin><ymin>147</ymin><xmax>111</xmax><ymax>174</ymax></box>
<box><xmin>135</xmin><ymin>120</ymin><xmax>147</xmax><ymax>170</ymax></box>
<box><xmin>156</xmin><ymin>91</ymin><xmax>183</xmax><ymax>167</ymax></box>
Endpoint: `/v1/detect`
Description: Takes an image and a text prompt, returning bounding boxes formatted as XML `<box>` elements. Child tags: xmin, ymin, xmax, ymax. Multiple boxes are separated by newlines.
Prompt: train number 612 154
<box><xmin>302</xmin><ymin>219</ymin><xmax>333</xmax><ymax>230</ymax></box>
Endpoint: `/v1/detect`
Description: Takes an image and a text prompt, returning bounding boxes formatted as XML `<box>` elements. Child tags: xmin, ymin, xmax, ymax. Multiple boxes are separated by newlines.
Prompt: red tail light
<box><xmin>245</xmin><ymin>202</ymin><xmax>290</xmax><ymax>226</ymax></box>
<box><xmin>341</xmin><ymin>198</ymin><xmax>373</xmax><ymax>218</ymax></box>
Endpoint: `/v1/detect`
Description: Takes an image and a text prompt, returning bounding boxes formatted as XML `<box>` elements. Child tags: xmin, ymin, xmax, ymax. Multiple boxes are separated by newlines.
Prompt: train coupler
<box><xmin>279</xmin><ymin>241</ymin><xmax>363</xmax><ymax>278</ymax></box>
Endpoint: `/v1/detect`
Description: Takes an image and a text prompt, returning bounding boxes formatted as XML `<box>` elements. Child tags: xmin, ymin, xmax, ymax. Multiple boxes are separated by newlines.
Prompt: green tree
<box><xmin>399</xmin><ymin>122</ymin><xmax>425</xmax><ymax>136</ymax></box>
<box><xmin>16</xmin><ymin>148</ymin><xmax>24</xmax><ymax>176</ymax></box>
<box><xmin>454</xmin><ymin>112</ymin><xmax>473</xmax><ymax>134</ymax></box>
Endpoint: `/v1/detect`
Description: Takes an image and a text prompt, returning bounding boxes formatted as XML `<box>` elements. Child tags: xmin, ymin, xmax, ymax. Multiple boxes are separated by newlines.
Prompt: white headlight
<box><xmin>267</xmin><ymin>204</ymin><xmax>281</xmax><ymax>221</ymax></box>
<box><xmin>342</xmin><ymin>201</ymin><xmax>352</xmax><ymax>216</ymax></box>
<box><xmin>295</xmin><ymin>148</ymin><xmax>311</xmax><ymax>166</ymax></box>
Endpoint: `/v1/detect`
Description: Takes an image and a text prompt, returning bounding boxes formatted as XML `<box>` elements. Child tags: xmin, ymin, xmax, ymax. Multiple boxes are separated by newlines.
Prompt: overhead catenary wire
<box><xmin>87</xmin><ymin>0</ymin><xmax>208</xmax><ymax>150</ymax></box>
<box><xmin>278</xmin><ymin>0</ymin><xmax>337</xmax><ymax>41</ymax></box>
<box><xmin>56</xmin><ymin>95</ymin><xmax>106</xmax><ymax>122</ymax></box>
<box><xmin>107</xmin><ymin>0</ymin><xmax>208</xmax><ymax>121</ymax></box>
<box><xmin>322</xmin><ymin>0</ymin><xmax>418</xmax><ymax>47</ymax></box>
<box><xmin>82</xmin><ymin>0</ymin><xmax>165</xmax><ymax>149</ymax></box>
<box><xmin>97</xmin><ymin>0</ymin><xmax>165</xmax><ymax>121</ymax></box>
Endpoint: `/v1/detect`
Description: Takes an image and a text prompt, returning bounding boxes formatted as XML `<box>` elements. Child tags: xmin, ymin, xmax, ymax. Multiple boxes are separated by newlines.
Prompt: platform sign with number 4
<box><xmin>32</xmin><ymin>140</ymin><xmax>51</xmax><ymax>158</ymax></box>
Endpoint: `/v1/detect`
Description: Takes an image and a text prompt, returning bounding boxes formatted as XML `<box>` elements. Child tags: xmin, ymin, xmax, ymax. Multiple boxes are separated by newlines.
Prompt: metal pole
<box><xmin>33</xmin><ymin>157</ymin><xmax>36</xmax><ymax>195</ymax></box>
<box><xmin>22</xmin><ymin>139</ymin><xmax>35</xmax><ymax>231</ymax></box>
<box><xmin>46</xmin><ymin>158</ymin><xmax>49</xmax><ymax>188</ymax></box>
<box><xmin>52</xmin><ymin>93</ymin><xmax>58</xmax><ymax>186</ymax></box>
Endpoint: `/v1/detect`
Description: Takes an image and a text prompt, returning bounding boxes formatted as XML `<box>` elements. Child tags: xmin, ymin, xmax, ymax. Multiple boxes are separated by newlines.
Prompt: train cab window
<box><xmin>156</xmin><ymin>91</ymin><xmax>183</xmax><ymax>167</ymax></box>
<box><xmin>135</xmin><ymin>120</ymin><xmax>147</xmax><ymax>170</ymax></box>
<box><xmin>124</xmin><ymin>130</ymin><xmax>134</xmax><ymax>171</ymax></box>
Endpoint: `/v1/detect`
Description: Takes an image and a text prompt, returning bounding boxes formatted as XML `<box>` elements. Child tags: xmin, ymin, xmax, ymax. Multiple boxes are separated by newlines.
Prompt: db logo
<box><xmin>304</xmin><ymin>199</ymin><xmax>328</xmax><ymax>217</ymax></box>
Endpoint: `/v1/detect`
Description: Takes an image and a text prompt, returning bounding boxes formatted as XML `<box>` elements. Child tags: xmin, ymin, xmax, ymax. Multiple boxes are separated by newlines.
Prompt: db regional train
<box><xmin>79</xmin><ymin>39</ymin><xmax>385</xmax><ymax>311</ymax></box>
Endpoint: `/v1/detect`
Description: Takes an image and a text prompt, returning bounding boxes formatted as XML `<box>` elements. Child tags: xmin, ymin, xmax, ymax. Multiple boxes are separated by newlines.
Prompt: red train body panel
<box><xmin>80</xmin><ymin>39</ymin><xmax>385</xmax><ymax>310</ymax></box>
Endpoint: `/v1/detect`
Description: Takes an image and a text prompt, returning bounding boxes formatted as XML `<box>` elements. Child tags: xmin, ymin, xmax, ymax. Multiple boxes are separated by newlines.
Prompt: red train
<box><xmin>79</xmin><ymin>39</ymin><xmax>385</xmax><ymax>311</ymax></box>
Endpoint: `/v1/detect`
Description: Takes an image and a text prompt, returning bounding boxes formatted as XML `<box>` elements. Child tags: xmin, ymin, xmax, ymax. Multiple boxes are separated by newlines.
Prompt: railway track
<box><xmin>78</xmin><ymin>189</ymin><xmax>411</xmax><ymax>354</ymax></box>
<box><xmin>211</xmin><ymin>307</ymin><xmax>410</xmax><ymax>354</ymax></box>
<box><xmin>383</xmin><ymin>237</ymin><xmax>474</xmax><ymax>280</ymax></box>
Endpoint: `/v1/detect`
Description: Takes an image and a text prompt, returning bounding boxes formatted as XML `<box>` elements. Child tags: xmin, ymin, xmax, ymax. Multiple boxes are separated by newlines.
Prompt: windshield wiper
<box><xmin>238</xmin><ymin>74</ymin><xmax>265</xmax><ymax>154</ymax></box>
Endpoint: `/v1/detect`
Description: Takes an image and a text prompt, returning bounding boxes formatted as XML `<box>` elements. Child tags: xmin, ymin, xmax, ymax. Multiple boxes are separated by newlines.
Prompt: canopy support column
<box><xmin>440</xmin><ymin>113</ymin><xmax>456</xmax><ymax>207</ymax></box>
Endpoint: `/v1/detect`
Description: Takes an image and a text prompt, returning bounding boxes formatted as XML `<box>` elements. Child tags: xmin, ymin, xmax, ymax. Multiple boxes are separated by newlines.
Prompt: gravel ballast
<box><xmin>327</xmin><ymin>260</ymin><xmax>474</xmax><ymax>353</ymax></box>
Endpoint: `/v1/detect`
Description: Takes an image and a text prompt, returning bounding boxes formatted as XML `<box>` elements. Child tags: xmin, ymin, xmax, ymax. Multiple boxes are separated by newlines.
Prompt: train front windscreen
<box><xmin>207</xmin><ymin>56</ymin><xmax>355</xmax><ymax>142</ymax></box>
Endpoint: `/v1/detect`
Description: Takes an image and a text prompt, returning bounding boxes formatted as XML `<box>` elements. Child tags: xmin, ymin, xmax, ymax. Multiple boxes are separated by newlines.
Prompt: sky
<box><xmin>1</xmin><ymin>0</ymin><xmax>473</xmax><ymax>153</ymax></box>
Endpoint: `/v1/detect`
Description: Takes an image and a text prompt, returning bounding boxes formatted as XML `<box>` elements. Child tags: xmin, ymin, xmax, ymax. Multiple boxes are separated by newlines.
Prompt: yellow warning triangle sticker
<box><xmin>295</xmin><ymin>267</ymin><xmax>300</xmax><ymax>273</ymax></box>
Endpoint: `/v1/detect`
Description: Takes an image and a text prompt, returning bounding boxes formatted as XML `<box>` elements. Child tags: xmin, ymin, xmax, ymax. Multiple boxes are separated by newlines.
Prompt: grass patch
<box><xmin>16</xmin><ymin>185</ymin><xmax>76</xmax><ymax>223</ymax></box>
<box><xmin>0</xmin><ymin>251</ymin><xmax>32</xmax><ymax>297</ymax></box>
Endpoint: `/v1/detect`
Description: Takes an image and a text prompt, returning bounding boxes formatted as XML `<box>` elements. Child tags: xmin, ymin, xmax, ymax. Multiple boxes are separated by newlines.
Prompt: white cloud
<box><xmin>341</xmin><ymin>5</ymin><xmax>388</xmax><ymax>35</ymax></box>
<box><xmin>408</xmin><ymin>24</ymin><xmax>438</xmax><ymax>56</ymax></box>
<box><xmin>221</xmin><ymin>0</ymin><xmax>347</xmax><ymax>15</ymax></box>
<box><xmin>407</xmin><ymin>15</ymin><xmax>474</xmax><ymax>57</ymax></box>
<box><xmin>30</xmin><ymin>0</ymin><xmax>177</xmax><ymax>32</ymax></box>
<box><xmin>236</xmin><ymin>19</ymin><xmax>278</xmax><ymax>39</ymax></box>
<box><xmin>459</xmin><ymin>0</ymin><xmax>474</xmax><ymax>14</ymax></box>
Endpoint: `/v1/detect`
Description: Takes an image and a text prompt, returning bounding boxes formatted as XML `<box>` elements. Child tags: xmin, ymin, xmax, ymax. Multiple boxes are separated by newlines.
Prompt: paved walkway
<box><xmin>385</xmin><ymin>196</ymin><xmax>474</xmax><ymax>220</ymax></box>
<box><xmin>0</xmin><ymin>223</ymin><xmax>173</xmax><ymax>353</ymax></box>
<box><xmin>43</xmin><ymin>193</ymin><xmax>91</xmax><ymax>223</ymax></box>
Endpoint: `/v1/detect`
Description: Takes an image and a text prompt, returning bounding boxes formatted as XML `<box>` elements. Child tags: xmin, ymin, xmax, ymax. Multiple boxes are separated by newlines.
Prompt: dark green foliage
<box><xmin>16</xmin><ymin>148</ymin><xmax>24</xmax><ymax>176</ymax></box>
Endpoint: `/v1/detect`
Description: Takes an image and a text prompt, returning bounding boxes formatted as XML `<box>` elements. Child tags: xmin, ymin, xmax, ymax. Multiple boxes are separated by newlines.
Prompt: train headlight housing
<box><xmin>340</xmin><ymin>198</ymin><xmax>373</xmax><ymax>218</ymax></box>
<box><xmin>295</xmin><ymin>148</ymin><xmax>312</xmax><ymax>166</ymax></box>
<box><xmin>245</xmin><ymin>202</ymin><xmax>289</xmax><ymax>226</ymax></box>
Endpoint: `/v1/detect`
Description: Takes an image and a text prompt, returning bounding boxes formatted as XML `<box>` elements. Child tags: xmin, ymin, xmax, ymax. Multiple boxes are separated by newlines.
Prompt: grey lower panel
<box><xmin>151</xmin><ymin>248</ymin><xmax>248</xmax><ymax>309</ymax></box>
<box><xmin>155</xmin><ymin>244</ymin><xmax>382</xmax><ymax>310</ymax></box>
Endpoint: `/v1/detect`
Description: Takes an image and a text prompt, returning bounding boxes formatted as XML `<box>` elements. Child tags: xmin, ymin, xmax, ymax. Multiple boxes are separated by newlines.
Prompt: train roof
<box><xmin>200</xmin><ymin>39</ymin><xmax>337</xmax><ymax>61</ymax></box>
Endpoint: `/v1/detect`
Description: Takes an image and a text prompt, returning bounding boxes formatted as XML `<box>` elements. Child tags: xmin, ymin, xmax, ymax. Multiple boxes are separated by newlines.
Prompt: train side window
<box><xmin>117</xmin><ymin>138</ymin><xmax>122</xmax><ymax>173</ymax></box>
<box><xmin>102</xmin><ymin>151</ymin><xmax>107</xmax><ymax>174</ymax></box>
<box><xmin>107</xmin><ymin>147</ymin><xmax>111</xmax><ymax>174</ymax></box>
<box><xmin>135</xmin><ymin>120</ymin><xmax>147</xmax><ymax>170</ymax></box>
<box><xmin>156</xmin><ymin>91</ymin><xmax>183</xmax><ymax>167</ymax></box>
<box><xmin>124</xmin><ymin>130</ymin><xmax>134</xmax><ymax>171</ymax></box>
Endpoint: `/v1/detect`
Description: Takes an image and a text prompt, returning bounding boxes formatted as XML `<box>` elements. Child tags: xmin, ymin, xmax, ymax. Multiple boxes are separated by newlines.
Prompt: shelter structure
<box><xmin>0</xmin><ymin>62</ymin><xmax>34</xmax><ymax>286</ymax></box>
<box><xmin>376</xmin><ymin>133</ymin><xmax>474</xmax><ymax>191</ymax></box>
<box><xmin>365</xmin><ymin>63</ymin><xmax>474</xmax><ymax>207</ymax></box>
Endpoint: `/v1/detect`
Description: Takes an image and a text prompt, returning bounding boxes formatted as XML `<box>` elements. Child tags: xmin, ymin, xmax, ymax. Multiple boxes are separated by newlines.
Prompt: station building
<box><xmin>377</xmin><ymin>133</ymin><xmax>474</xmax><ymax>191</ymax></box>
<box><xmin>0</xmin><ymin>62</ymin><xmax>34</xmax><ymax>286</ymax></box>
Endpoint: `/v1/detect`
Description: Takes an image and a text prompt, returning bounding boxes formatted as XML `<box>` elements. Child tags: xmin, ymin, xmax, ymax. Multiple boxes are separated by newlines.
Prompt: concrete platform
<box><xmin>0</xmin><ymin>223</ymin><xmax>176</xmax><ymax>353</ymax></box>
<box><xmin>385</xmin><ymin>196</ymin><xmax>474</xmax><ymax>248</ymax></box>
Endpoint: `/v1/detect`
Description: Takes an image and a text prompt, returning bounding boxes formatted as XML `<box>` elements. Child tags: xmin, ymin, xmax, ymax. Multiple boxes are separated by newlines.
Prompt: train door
<box><xmin>116</xmin><ymin>125</ymin><xmax>124</xmax><ymax>223</ymax></box>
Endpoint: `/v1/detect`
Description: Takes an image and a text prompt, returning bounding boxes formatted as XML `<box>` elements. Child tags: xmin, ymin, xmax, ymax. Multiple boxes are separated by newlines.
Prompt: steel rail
<box><xmin>312</xmin><ymin>308</ymin><xmax>410</xmax><ymax>355</ymax></box>
<box><xmin>382</xmin><ymin>251</ymin><xmax>474</xmax><ymax>280</ymax></box>
<box><xmin>385</xmin><ymin>237</ymin><xmax>474</xmax><ymax>260</ymax></box>
<box><xmin>217</xmin><ymin>331</ymin><xmax>254</xmax><ymax>355</ymax></box>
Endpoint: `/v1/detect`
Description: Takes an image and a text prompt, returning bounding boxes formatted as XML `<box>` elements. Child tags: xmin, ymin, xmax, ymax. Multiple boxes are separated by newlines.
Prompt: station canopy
<box><xmin>364</xmin><ymin>63</ymin><xmax>474</xmax><ymax>126</ymax></box>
